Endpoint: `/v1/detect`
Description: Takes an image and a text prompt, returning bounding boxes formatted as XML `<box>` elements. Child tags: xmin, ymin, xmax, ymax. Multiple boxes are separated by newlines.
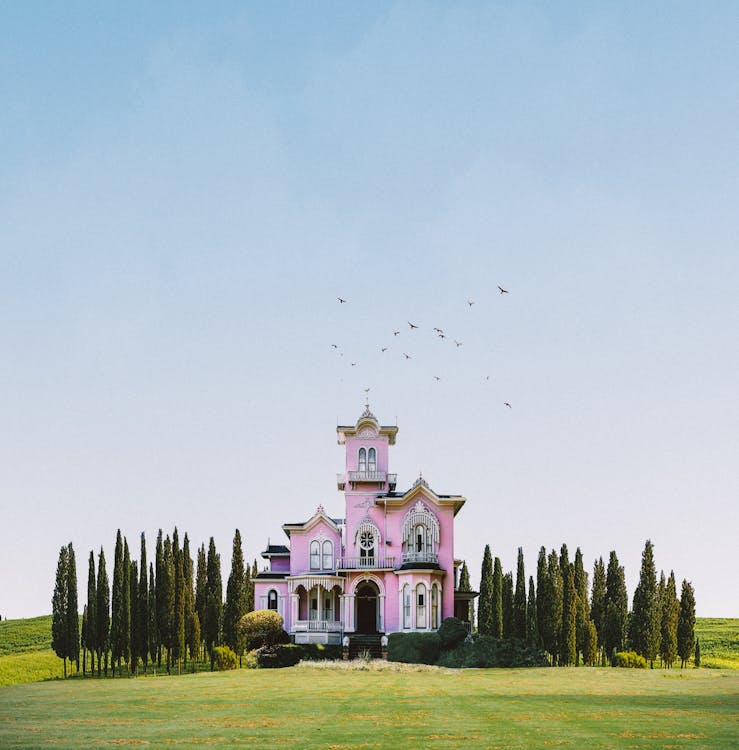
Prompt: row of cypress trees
<box><xmin>52</xmin><ymin>528</ymin><xmax>258</xmax><ymax>677</ymax></box>
<box><xmin>474</xmin><ymin>539</ymin><xmax>697</xmax><ymax>667</ymax></box>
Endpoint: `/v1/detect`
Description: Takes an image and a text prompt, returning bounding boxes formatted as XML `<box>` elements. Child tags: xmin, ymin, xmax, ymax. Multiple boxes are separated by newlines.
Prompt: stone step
<box><xmin>348</xmin><ymin>634</ymin><xmax>383</xmax><ymax>660</ymax></box>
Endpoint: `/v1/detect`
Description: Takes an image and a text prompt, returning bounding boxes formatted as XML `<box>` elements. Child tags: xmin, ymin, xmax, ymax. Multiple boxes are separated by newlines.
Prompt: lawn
<box><xmin>0</xmin><ymin>663</ymin><xmax>737</xmax><ymax>749</ymax></box>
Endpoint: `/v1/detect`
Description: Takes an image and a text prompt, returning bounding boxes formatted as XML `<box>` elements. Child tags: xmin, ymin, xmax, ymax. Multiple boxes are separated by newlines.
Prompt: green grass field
<box><xmin>0</xmin><ymin>663</ymin><xmax>738</xmax><ymax>749</ymax></box>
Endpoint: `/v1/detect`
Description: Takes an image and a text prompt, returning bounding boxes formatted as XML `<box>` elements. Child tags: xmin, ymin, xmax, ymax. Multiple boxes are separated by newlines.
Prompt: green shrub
<box><xmin>387</xmin><ymin>632</ymin><xmax>440</xmax><ymax>665</ymax></box>
<box><xmin>438</xmin><ymin>617</ymin><xmax>469</xmax><ymax>651</ymax></box>
<box><xmin>212</xmin><ymin>646</ymin><xmax>238</xmax><ymax>671</ymax></box>
<box><xmin>238</xmin><ymin>610</ymin><xmax>288</xmax><ymax>650</ymax></box>
<box><xmin>254</xmin><ymin>644</ymin><xmax>302</xmax><ymax>669</ymax></box>
<box><xmin>293</xmin><ymin>643</ymin><xmax>343</xmax><ymax>661</ymax></box>
<box><xmin>436</xmin><ymin>635</ymin><xmax>549</xmax><ymax>668</ymax></box>
<box><xmin>612</xmin><ymin>651</ymin><xmax>647</xmax><ymax>668</ymax></box>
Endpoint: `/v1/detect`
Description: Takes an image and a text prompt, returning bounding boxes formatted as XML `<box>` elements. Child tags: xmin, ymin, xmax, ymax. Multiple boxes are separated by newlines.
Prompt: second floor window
<box><xmin>359</xmin><ymin>530</ymin><xmax>376</xmax><ymax>562</ymax></box>
<box><xmin>358</xmin><ymin>447</ymin><xmax>367</xmax><ymax>472</ymax></box>
<box><xmin>310</xmin><ymin>541</ymin><xmax>320</xmax><ymax>570</ymax></box>
<box><xmin>368</xmin><ymin>447</ymin><xmax>376</xmax><ymax>473</ymax></box>
<box><xmin>322</xmin><ymin>540</ymin><xmax>333</xmax><ymax>570</ymax></box>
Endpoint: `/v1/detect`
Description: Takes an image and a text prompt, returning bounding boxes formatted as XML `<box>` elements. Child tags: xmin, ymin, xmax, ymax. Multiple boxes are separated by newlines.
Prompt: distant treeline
<box><xmin>51</xmin><ymin>529</ymin><xmax>256</xmax><ymax>678</ymax></box>
<box><xmin>459</xmin><ymin>540</ymin><xmax>697</xmax><ymax>668</ymax></box>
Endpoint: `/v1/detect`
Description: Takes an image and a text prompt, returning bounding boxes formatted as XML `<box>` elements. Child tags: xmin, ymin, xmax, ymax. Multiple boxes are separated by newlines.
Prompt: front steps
<box><xmin>348</xmin><ymin>634</ymin><xmax>383</xmax><ymax>660</ymax></box>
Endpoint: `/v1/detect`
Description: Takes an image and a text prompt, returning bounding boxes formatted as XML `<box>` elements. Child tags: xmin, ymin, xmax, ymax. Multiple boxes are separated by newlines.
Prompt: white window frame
<box><xmin>358</xmin><ymin>447</ymin><xmax>367</xmax><ymax>472</ymax></box>
<box><xmin>403</xmin><ymin>584</ymin><xmax>412</xmax><ymax>629</ymax></box>
<box><xmin>431</xmin><ymin>583</ymin><xmax>440</xmax><ymax>628</ymax></box>
<box><xmin>368</xmin><ymin>447</ymin><xmax>376</xmax><ymax>473</ymax></box>
<box><xmin>267</xmin><ymin>589</ymin><xmax>278</xmax><ymax>611</ymax></box>
<box><xmin>322</xmin><ymin>540</ymin><xmax>333</xmax><ymax>570</ymax></box>
<box><xmin>310</xmin><ymin>540</ymin><xmax>320</xmax><ymax>570</ymax></box>
<box><xmin>416</xmin><ymin>583</ymin><xmax>427</xmax><ymax>629</ymax></box>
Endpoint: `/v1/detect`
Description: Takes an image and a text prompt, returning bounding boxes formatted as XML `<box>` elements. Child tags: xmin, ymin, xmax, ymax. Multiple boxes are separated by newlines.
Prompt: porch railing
<box><xmin>293</xmin><ymin>619</ymin><xmax>343</xmax><ymax>632</ymax></box>
<box><xmin>336</xmin><ymin>556</ymin><xmax>396</xmax><ymax>570</ymax></box>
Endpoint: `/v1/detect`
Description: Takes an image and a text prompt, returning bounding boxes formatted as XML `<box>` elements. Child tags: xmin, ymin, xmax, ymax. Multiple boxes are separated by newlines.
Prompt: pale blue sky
<box><xmin>1</xmin><ymin>2</ymin><xmax>737</xmax><ymax>619</ymax></box>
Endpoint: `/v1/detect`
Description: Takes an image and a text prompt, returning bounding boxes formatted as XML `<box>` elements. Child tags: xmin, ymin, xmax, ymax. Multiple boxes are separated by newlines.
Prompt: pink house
<box><xmin>253</xmin><ymin>405</ymin><xmax>473</xmax><ymax>646</ymax></box>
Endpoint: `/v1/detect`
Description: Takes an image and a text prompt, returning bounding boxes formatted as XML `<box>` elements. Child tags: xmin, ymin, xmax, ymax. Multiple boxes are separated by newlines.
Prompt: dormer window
<box><xmin>368</xmin><ymin>447</ymin><xmax>376</xmax><ymax>473</ymax></box>
<box><xmin>402</xmin><ymin>502</ymin><xmax>440</xmax><ymax>563</ymax></box>
<box><xmin>358</xmin><ymin>447</ymin><xmax>367</xmax><ymax>472</ymax></box>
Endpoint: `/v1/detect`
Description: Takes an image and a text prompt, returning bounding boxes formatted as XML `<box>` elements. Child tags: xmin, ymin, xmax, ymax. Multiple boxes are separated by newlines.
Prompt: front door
<box><xmin>356</xmin><ymin>584</ymin><xmax>377</xmax><ymax>633</ymax></box>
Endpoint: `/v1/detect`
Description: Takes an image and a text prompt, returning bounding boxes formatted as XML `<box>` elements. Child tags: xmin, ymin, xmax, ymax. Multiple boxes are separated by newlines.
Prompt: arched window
<box><xmin>403</xmin><ymin>584</ymin><xmax>412</xmax><ymax>629</ymax></box>
<box><xmin>267</xmin><ymin>589</ymin><xmax>278</xmax><ymax>611</ymax></box>
<box><xmin>368</xmin><ymin>447</ymin><xmax>376</xmax><ymax>473</ymax></box>
<box><xmin>416</xmin><ymin>583</ymin><xmax>427</xmax><ymax>629</ymax></box>
<box><xmin>402</xmin><ymin>503</ymin><xmax>440</xmax><ymax>562</ymax></box>
<box><xmin>322</xmin><ymin>540</ymin><xmax>333</xmax><ymax>570</ymax></box>
<box><xmin>310</xmin><ymin>540</ymin><xmax>320</xmax><ymax>570</ymax></box>
<box><xmin>359</xmin><ymin>530</ymin><xmax>376</xmax><ymax>565</ymax></box>
<box><xmin>358</xmin><ymin>447</ymin><xmax>367</xmax><ymax>472</ymax></box>
<box><xmin>431</xmin><ymin>584</ymin><xmax>440</xmax><ymax>628</ymax></box>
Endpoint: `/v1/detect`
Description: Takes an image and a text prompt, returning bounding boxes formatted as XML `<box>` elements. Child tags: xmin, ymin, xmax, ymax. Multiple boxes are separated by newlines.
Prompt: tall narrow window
<box><xmin>358</xmin><ymin>447</ymin><xmax>367</xmax><ymax>472</ymax></box>
<box><xmin>310</xmin><ymin>540</ymin><xmax>320</xmax><ymax>570</ymax></box>
<box><xmin>323</xmin><ymin>591</ymin><xmax>333</xmax><ymax>621</ymax></box>
<box><xmin>268</xmin><ymin>590</ymin><xmax>278</xmax><ymax>611</ymax></box>
<box><xmin>322</xmin><ymin>540</ymin><xmax>333</xmax><ymax>570</ymax></box>
<box><xmin>403</xmin><ymin>584</ymin><xmax>412</xmax><ymax>629</ymax></box>
<box><xmin>310</xmin><ymin>590</ymin><xmax>318</xmax><ymax>620</ymax></box>
<box><xmin>431</xmin><ymin>584</ymin><xmax>439</xmax><ymax>628</ymax></box>
<box><xmin>416</xmin><ymin>525</ymin><xmax>425</xmax><ymax>554</ymax></box>
<box><xmin>416</xmin><ymin>583</ymin><xmax>427</xmax><ymax>629</ymax></box>
<box><xmin>368</xmin><ymin>447</ymin><xmax>376</xmax><ymax>473</ymax></box>
<box><xmin>359</xmin><ymin>530</ymin><xmax>375</xmax><ymax>566</ymax></box>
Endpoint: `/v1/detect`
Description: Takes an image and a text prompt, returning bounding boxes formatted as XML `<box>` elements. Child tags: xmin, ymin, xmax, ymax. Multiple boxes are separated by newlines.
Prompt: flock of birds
<box><xmin>331</xmin><ymin>287</ymin><xmax>513</xmax><ymax>410</ymax></box>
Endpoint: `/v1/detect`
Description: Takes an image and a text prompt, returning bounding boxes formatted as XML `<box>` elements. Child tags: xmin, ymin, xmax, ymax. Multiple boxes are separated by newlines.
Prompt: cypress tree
<box><xmin>677</xmin><ymin>579</ymin><xmax>696</xmax><ymax>668</ymax></box>
<box><xmin>541</xmin><ymin>550</ymin><xmax>563</xmax><ymax>664</ymax></box>
<box><xmin>573</xmin><ymin>548</ymin><xmax>589</xmax><ymax>666</ymax></box>
<box><xmin>129</xmin><ymin>559</ymin><xmax>139</xmax><ymax>675</ymax></box>
<box><xmin>122</xmin><ymin>538</ymin><xmax>131</xmax><ymax>673</ymax></box>
<box><xmin>51</xmin><ymin>545</ymin><xmax>69</xmax><ymax>678</ymax></box>
<box><xmin>96</xmin><ymin>547</ymin><xmax>110</xmax><ymax>677</ymax></box>
<box><xmin>513</xmin><ymin>548</ymin><xmax>527</xmax><ymax>640</ymax></box>
<box><xmin>138</xmin><ymin>533</ymin><xmax>149</xmax><ymax>673</ymax></box>
<box><xmin>204</xmin><ymin>537</ymin><xmax>223</xmax><ymax>670</ymax></box>
<box><xmin>148</xmin><ymin>563</ymin><xmax>157</xmax><ymax>670</ymax></box>
<box><xmin>630</xmin><ymin>540</ymin><xmax>661</xmax><ymax>667</ymax></box>
<box><xmin>502</xmin><ymin>571</ymin><xmax>513</xmax><ymax>638</ymax></box>
<box><xmin>603</xmin><ymin>551</ymin><xmax>628</xmax><ymax>659</ymax></box>
<box><xmin>458</xmin><ymin>561</ymin><xmax>473</xmax><ymax>627</ymax></box>
<box><xmin>526</xmin><ymin>576</ymin><xmax>538</xmax><ymax>646</ymax></box>
<box><xmin>85</xmin><ymin>551</ymin><xmax>97</xmax><ymax>675</ymax></box>
<box><xmin>560</xmin><ymin>563</ymin><xmax>576</xmax><ymax>666</ymax></box>
<box><xmin>492</xmin><ymin>557</ymin><xmax>503</xmax><ymax>638</ymax></box>
<box><xmin>182</xmin><ymin>533</ymin><xmax>195</xmax><ymax>668</ymax></box>
<box><xmin>172</xmin><ymin>528</ymin><xmax>185</xmax><ymax>673</ymax></box>
<box><xmin>195</xmin><ymin>543</ymin><xmax>208</xmax><ymax>655</ymax></box>
<box><xmin>582</xmin><ymin>619</ymin><xmax>598</xmax><ymax>666</ymax></box>
<box><xmin>81</xmin><ymin>605</ymin><xmax>88</xmax><ymax>676</ymax></box>
<box><xmin>694</xmin><ymin>637</ymin><xmax>700</xmax><ymax>667</ymax></box>
<box><xmin>161</xmin><ymin>535</ymin><xmax>175</xmax><ymax>673</ymax></box>
<box><xmin>477</xmin><ymin>545</ymin><xmax>494</xmax><ymax>636</ymax></box>
<box><xmin>189</xmin><ymin>612</ymin><xmax>201</xmax><ymax>665</ymax></box>
<box><xmin>535</xmin><ymin>547</ymin><xmax>547</xmax><ymax>649</ymax></box>
<box><xmin>661</xmin><ymin>571</ymin><xmax>679</xmax><ymax>668</ymax></box>
<box><xmin>224</xmin><ymin>529</ymin><xmax>247</xmax><ymax>660</ymax></box>
<box><xmin>111</xmin><ymin>530</ymin><xmax>124</xmax><ymax>675</ymax></box>
<box><xmin>657</xmin><ymin>571</ymin><xmax>666</xmax><ymax>666</ymax></box>
<box><xmin>590</xmin><ymin>557</ymin><xmax>606</xmax><ymax>663</ymax></box>
<box><xmin>66</xmin><ymin>543</ymin><xmax>80</xmax><ymax>674</ymax></box>
<box><xmin>155</xmin><ymin>529</ymin><xmax>165</xmax><ymax>667</ymax></box>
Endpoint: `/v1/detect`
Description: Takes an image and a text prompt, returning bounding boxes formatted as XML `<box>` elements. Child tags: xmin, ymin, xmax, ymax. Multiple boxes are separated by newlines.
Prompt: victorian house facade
<box><xmin>253</xmin><ymin>405</ymin><xmax>475</xmax><ymax>645</ymax></box>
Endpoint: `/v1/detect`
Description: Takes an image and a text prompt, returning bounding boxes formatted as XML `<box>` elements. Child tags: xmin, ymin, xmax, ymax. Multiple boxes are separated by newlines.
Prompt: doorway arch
<box><xmin>355</xmin><ymin>581</ymin><xmax>379</xmax><ymax>634</ymax></box>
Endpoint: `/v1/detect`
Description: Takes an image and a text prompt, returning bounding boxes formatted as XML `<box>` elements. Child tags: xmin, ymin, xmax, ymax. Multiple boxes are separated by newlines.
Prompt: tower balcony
<box><xmin>401</xmin><ymin>551</ymin><xmax>439</xmax><ymax>565</ymax></box>
<box><xmin>336</xmin><ymin>556</ymin><xmax>397</xmax><ymax>571</ymax></box>
<box><xmin>337</xmin><ymin>472</ymin><xmax>397</xmax><ymax>490</ymax></box>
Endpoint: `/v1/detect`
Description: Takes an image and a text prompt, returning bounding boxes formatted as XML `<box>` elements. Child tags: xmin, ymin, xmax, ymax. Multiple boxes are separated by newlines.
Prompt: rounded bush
<box><xmin>438</xmin><ymin>617</ymin><xmax>469</xmax><ymax>650</ymax></box>
<box><xmin>612</xmin><ymin>650</ymin><xmax>647</xmax><ymax>668</ymax></box>
<box><xmin>238</xmin><ymin>610</ymin><xmax>287</xmax><ymax>650</ymax></box>
<box><xmin>254</xmin><ymin>643</ymin><xmax>302</xmax><ymax>668</ymax></box>
<box><xmin>213</xmin><ymin>645</ymin><xmax>238</xmax><ymax>671</ymax></box>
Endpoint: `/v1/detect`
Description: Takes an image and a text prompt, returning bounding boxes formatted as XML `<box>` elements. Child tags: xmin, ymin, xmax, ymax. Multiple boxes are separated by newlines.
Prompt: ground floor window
<box><xmin>403</xmin><ymin>584</ymin><xmax>412</xmax><ymax>629</ymax></box>
<box><xmin>268</xmin><ymin>589</ymin><xmax>278</xmax><ymax>610</ymax></box>
<box><xmin>431</xmin><ymin>584</ymin><xmax>440</xmax><ymax>628</ymax></box>
<box><xmin>416</xmin><ymin>583</ymin><xmax>426</xmax><ymax>629</ymax></box>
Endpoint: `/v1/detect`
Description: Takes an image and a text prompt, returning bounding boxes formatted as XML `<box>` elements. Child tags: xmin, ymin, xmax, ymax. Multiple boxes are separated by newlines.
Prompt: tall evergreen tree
<box><xmin>224</xmin><ymin>529</ymin><xmax>247</xmax><ymax>657</ymax></box>
<box><xmin>513</xmin><ymin>548</ymin><xmax>527</xmax><ymax>640</ymax></box>
<box><xmin>656</xmin><ymin>571</ymin><xmax>666</xmax><ymax>666</ymax></box>
<box><xmin>541</xmin><ymin>550</ymin><xmax>563</xmax><ymax>663</ymax></box>
<box><xmin>603</xmin><ymin>551</ymin><xmax>628</xmax><ymax>659</ymax></box>
<box><xmin>161</xmin><ymin>535</ymin><xmax>175</xmax><ymax>672</ymax></box>
<box><xmin>573</xmin><ymin>548</ymin><xmax>589</xmax><ymax>666</ymax></box>
<box><xmin>148</xmin><ymin>563</ymin><xmax>157</xmax><ymax>670</ymax></box>
<box><xmin>51</xmin><ymin>545</ymin><xmax>70</xmax><ymax>678</ymax></box>
<box><xmin>155</xmin><ymin>529</ymin><xmax>165</xmax><ymax>667</ymax></box>
<box><xmin>195</xmin><ymin>543</ymin><xmax>208</xmax><ymax>655</ymax></box>
<box><xmin>526</xmin><ymin>576</ymin><xmax>538</xmax><ymax>646</ymax></box>
<box><xmin>182</xmin><ymin>533</ymin><xmax>195</xmax><ymax>668</ymax></box>
<box><xmin>81</xmin><ymin>606</ymin><xmax>88</xmax><ymax>675</ymax></box>
<box><xmin>111</xmin><ymin>530</ymin><xmax>124</xmax><ymax>675</ymax></box>
<box><xmin>560</xmin><ymin>563</ymin><xmax>577</xmax><ymax>666</ymax></box>
<box><xmin>477</xmin><ymin>545</ymin><xmax>494</xmax><ymax>636</ymax></box>
<box><xmin>458</xmin><ymin>561</ymin><xmax>473</xmax><ymax>627</ymax></box>
<box><xmin>172</xmin><ymin>528</ymin><xmax>185</xmax><ymax>672</ymax></box>
<box><xmin>138</xmin><ymin>533</ymin><xmax>149</xmax><ymax>673</ymax></box>
<box><xmin>535</xmin><ymin>546</ymin><xmax>548</xmax><ymax>648</ymax></box>
<box><xmin>96</xmin><ymin>547</ymin><xmax>110</xmax><ymax>676</ymax></box>
<box><xmin>122</xmin><ymin>538</ymin><xmax>131</xmax><ymax>673</ymax></box>
<box><xmin>630</xmin><ymin>540</ymin><xmax>661</xmax><ymax>666</ymax></box>
<box><xmin>590</xmin><ymin>556</ymin><xmax>606</xmax><ymax>663</ymax></box>
<box><xmin>129</xmin><ymin>559</ymin><xmax>139</xmax><ymax>675</ymax></box>
<box><xmin>502</xmin><ymin>571</ymin><xmax>514</xmax><ymax>638</ymax></box>
<box><xmin>677</xmin><ymin>579</ymin><xmax>696</xmax><ymax>668</ymax></box>
<box><xmin>66</xmin><ymin>543</ymin><xmax>80</xmax><ymax>673</ymax></box>
<box><xmin>492</xmin><ymin>557</ymin><xmax>504</xmax><ymax>638</ymax></box>
<box><xmin>85</xmin><ymin>551</ymin><xmax>97</xmax><ymax>675</ymax></box>
<box><xmin>204</xmin><ymin>537</ymin><xmax>223</xmax><ymax>670</ymax></box>
<box><xmin>694</xmin><ymin>637</ymin><xmax>700</xmax><ymax>667</ymax></box>
<box><xmin>660</xmin><ymin>571</ymin><xmax>679</xmax><ymax>668</ymax></box>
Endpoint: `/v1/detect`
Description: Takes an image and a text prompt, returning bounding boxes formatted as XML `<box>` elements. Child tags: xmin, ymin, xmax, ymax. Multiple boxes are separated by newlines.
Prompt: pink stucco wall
<box><xmin>288</xmin><ymin>517</ymin><xmax>341</xmax><ymax>574</ymax></box>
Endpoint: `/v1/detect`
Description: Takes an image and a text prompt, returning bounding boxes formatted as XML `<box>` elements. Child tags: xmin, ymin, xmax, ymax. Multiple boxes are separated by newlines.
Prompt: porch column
<box><xmin>290</xmin><ymin>593</ymin><xmax>299</xmax><ymax>630</ymax></box>
<box><xmin>378</xmin><ymin>594</ymin><xmax>385</xmax><ymax>633</ymax></box>
<box><xmin>345</xmin><ymin>593</ymin><xmax>355</xmax><ymax>631</ymax></box>
<box><xmin>339</xmin><ymin>594</ymin><xmax>345</xmax><ymax>628</ymax></box>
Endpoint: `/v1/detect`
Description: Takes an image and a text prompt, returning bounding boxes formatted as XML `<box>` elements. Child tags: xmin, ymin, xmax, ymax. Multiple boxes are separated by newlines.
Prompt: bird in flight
<box><xmin>504</xmin><ymin>402</ymin><xmax>511</xmax><ymax>408</ymax></box>
<box><xmin>331</xmin><ymin>344</ymin><xmax>338</xmax><ymax>349</ymax></box>
<box><xmin>351</xmin><ymin>362</ymin><xmax>357</xmax><ymax>367</ymax></box>
<box><xmin>437</xmin><ymin>333</ymin><xmax>446</xmax><ymax>339</ymax></box>
<box><xmin>381</xmin><ymin>347</ymin><xmax>388</xmax><ymax>352</ymax></box>
<box><xmin>497</xmin><ymin>286</ymin><xmax>509</xmax><ymax>294</ymax></box>
<box><xmin>434</xmin><ymin>376</ymin><xmax>441</xmax><ymax>381</ymax></box>
<box><xmin>467</xmin><ymin>299</ymin><xmax>474</xmax><ymax>306</ymax></box>
<box><xmin>337</xmin><ymin>297</ymin><xmax>347</xmax><ymax>303</ymax></box>
<box><xmin>393</xmin><ymin>330</ymin><xmax>400</xmax><ymax>336</ymax></box>
<box><xmin>433</xmin><ymin>327</ymin><xmax>444</xmax><ymax>334</ymax></box>
<box><xmin>454</xmin><ymin>340</ymin><xmax>463</xmax><ymax>347</ymax></box>
<box><xmin>408</xmin><ymin>322</ymin><xmax>418</xmax><ymax>329</ymax></box>
<box><xmin>403</xmin><ymin>353</ymin><xmax>411</xmax><ymax>359</ymax></box>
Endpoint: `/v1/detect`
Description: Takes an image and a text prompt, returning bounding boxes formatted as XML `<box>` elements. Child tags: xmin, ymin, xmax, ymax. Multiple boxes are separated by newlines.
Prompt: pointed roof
<box><xmin>337</xmin><ymin>402</ymin><xmax>398</xmax><ymax>444</ymax></box>
<box><xmin>376</xmin><ymin>473</ymin><xmax>466</xmax><ymax>515</ymax></box>
<box><xmin>282</xmin><ymin>504</ymin><xmax>343</xmax><ymax>538</ymax></box>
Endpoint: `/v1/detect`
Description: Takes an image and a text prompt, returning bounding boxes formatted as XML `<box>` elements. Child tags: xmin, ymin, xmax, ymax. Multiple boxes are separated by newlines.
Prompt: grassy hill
<box><xmin>1</xmin><ymin>614</ymin><xmax>737</xmax><ymax>688</ymax></box>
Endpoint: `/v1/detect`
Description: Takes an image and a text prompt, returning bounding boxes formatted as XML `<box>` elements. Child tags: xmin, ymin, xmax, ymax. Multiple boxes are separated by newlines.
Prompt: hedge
<box><xmin>387</xmin><ymin>632</ymin><xmax>441</xmax><ymax>665</ymax></box>
<box><xmin>612</xmin><ymin>651</ymin><xmax>647</xmax><ymax>668</ymax></box>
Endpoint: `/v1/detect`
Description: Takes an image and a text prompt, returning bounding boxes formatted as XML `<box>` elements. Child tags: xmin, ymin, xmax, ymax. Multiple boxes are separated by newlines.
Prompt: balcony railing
<box><xmin>348</xmin><ymin>470</ymin><xmax>386</xmax><ymax>482</ymax></box>
<box><xmin>293</xmin><ymin>619</ymin><xmax>343</xmax><ymax>632</ymax></box>
<box><xmin>336</xmin><ymin>556</ymin><xmax>396</xmax><ymax>570</ymax></box>
<box><xmin>401</xmin><ymin>551</ymin><xmax>439</xmax><ymax>565</ymax></box>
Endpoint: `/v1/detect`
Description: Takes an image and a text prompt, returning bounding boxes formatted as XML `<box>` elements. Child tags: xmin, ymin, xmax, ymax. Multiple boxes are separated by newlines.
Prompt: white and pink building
<box><xmin>253</xmin><ymin>405</ymin><xmax>474</xmax><ymax>645</ymax></box>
